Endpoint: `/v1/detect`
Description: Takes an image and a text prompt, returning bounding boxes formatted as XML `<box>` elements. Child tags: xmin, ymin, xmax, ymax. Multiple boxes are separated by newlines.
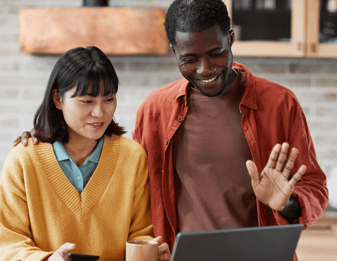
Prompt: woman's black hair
<box><xmin>165</xmin><ymin>0</ymin><xmax>231</xmax><ymax>47</ymax></box>
<box><xmin>34</xmin><ymin>46</ymin><xmax>126</xmax><ymax>143</ymax></box>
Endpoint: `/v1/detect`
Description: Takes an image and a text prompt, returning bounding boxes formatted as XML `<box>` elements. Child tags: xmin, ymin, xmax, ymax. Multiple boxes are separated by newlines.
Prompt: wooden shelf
<box><xmin>19</xmin><ymin>7</ymin><xmax>168</xmax><ymax>55</ymax></box>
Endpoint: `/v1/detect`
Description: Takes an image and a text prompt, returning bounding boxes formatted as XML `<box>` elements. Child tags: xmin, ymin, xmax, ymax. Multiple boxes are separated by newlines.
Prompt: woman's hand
<box><xmin>13</xmin><ymin>128</ymin><xmax>38</xmax><ymax>147</ymax></box>
<box><xmin>45</xmin><ymin>242</ymin><xmax>76</xmax><ymax>261</ymax></box>
<box><xmin>152</xmin><ymin>236</ymin><xmax>171</xmax><ymax>261</ymax></box>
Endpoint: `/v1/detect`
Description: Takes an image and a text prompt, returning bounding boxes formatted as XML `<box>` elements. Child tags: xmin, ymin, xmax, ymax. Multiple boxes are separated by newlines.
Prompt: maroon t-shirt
<box><xmin>173</xmin><ymin>70</ymin><xmax>258</xmax><ymax>232</ymax></box>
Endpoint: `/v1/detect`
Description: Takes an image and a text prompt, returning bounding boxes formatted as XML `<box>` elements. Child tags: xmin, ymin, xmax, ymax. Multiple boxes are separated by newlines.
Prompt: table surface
<box><xmin>296</xmin><ymin>215</ymin><xmax>337</xmax><ymax>261</ymax></box>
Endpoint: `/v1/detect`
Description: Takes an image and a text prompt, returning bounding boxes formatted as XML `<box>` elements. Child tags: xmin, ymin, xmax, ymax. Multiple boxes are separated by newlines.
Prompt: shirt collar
<box><xmin>53</xmin><ymin>140</ymin><xmax>70</xmax><ymax>161</ymax></box>
<box><xmin>174</xmin><ymin>78</ymin><xmax>190</xmax><ymax>100</ymax></box>
<box><xmin>233</xmin><ymin>62</ymin><xmax>258</xmax><ymax>110</ymax></box>
<box><xmin>173</xmin><ymin>63</ymin><xmax>257</xmax><ymax>110</ymax></box>
<box><xmin>87</xmin><ymin>137</ymin><xmax>104</xmax><ymax>164</ymax></box>
<box><xmin>53</xmin><ymin>137</ymin><xmax>104</xmax><ymax>164</ymax></box>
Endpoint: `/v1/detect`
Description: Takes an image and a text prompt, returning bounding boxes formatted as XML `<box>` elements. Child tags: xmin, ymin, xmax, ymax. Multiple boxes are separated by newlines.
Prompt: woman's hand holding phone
<box><xmin>46</xmin><ymin>242</ymin><xmax>76</xmax><ymax>261</ymax></box>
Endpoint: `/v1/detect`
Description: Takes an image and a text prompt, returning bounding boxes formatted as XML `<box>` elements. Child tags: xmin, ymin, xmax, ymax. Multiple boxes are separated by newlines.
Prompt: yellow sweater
<box><xmin>0</xmin><ymin>136</ymin><xmax>153</xmax><ymax>261</ymax></box>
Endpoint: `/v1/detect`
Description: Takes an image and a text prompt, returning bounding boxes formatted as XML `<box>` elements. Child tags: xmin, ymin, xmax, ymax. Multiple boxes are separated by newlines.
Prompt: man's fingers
<box><xmin>21</xmin><ymin>131</ymin><xmax>31</xmax><ymax>146</ymax></box>
<box><xmin>275</xmin><ymin>143</ymin><xmax>289</xmax><ymax>172</ymax></box>
<box><xmin>282</xmin><ymin>148</ymin><xmax>298</xmax><ymax>179</ymax></box>
<box><xmin>266</xmin><ymin>144</ymin><xmax>281</xmax><ymax>169</ymax></box>
<box><xmin>289</xmin><ymin>165</ymin><xmax>306</xmax><ymax>187</ymax></box>
<box><xmin>246</xmin><ymin>160</ymin><xmax>260</xmax><ymax>186</ymax></box>
<box><xmin>12</xmin><ymin>137</ymin><xmax>22</xmax><ymax>147</ymax></box>
<box><xmin>30</xmin><ymin>128</ymin><xmax>39</xmax><ymax>144</ymax></box>
<box><xmin>21</xmin><ymin>131</ymin><xmax>31</xmax><ymax>139</ymax></box>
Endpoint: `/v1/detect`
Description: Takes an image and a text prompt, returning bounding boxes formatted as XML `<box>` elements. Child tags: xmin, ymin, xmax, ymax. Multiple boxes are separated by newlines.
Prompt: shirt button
<box><xmin>178</xmin><ymin>117</ymin><xmax>183</xmax><ymax>121</ymax></box>
<box><xmin>77</xmin><ymin>177</ymin><xmax>79</xmax><ymax>180</ymax></box>
<box><xmin>165</xmin><ymin>140</ymin><xmax>168</xmax><ymax>145</ymax></box>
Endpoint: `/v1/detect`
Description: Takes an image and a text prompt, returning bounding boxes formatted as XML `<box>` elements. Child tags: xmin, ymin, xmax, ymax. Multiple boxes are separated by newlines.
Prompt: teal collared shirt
<box><xmin>52</xmin><ymin>137</ymin><xmax>104</xmax><ymax>193</ymax></box>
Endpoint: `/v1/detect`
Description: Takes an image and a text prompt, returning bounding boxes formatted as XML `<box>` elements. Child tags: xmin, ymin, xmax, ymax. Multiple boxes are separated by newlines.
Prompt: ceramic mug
<box><xmin>125</xmin><ymin>240</ymin><xmax>158</xmax><ymax>261</ymax></box>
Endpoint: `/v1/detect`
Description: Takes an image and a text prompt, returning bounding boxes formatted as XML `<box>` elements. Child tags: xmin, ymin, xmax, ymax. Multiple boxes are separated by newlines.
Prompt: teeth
<box><xmin>93</xmin><ymin>123</ymin><xmax>102</xmax><ymax>126</ymax></box>
<box><xmin>200</xmin><ymin>76</ymin><xmax>217</xmax><ymax>83</ymax></box>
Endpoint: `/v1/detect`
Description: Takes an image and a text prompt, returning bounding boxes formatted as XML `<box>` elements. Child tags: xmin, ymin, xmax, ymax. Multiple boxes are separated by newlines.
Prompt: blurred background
<box><xmin>0</xmin><ymin>0</ymin><xmax>337</xmax><ymax>259</ymax></box>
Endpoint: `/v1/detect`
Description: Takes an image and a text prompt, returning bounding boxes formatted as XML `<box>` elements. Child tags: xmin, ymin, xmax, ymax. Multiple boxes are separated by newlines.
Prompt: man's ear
<box><xmin>52</xmin><ymin>89</ymin><xmax>62</xmax><ymax>110</ymax></box>
<box><xmin>170</xmin><ymin>44</ymin><xmax>176</xmax><ymax>55</ymax></box>
<box><xmin>228</xmin><ymin>29</ymin><xmax>234</xmax><ymax>46</ymax></box>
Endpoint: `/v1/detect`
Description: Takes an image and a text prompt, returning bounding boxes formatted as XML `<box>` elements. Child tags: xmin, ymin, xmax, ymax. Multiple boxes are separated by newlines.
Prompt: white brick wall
<box><xmin>1</xmin><ymin>1</ymin><xmax>337</xmax><ymax>207</ymax></box>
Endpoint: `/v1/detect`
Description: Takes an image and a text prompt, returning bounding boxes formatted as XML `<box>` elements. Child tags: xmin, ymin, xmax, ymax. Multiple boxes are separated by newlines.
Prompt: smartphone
<box><xmin>65</xmin><ymin>253</ymin><xmax>100</xmax><ymax>261</ymax></box>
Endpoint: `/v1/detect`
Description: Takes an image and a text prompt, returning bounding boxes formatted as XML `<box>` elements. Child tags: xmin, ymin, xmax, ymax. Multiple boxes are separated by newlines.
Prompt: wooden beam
<box><xmin>19</xmin><ymin>7</ymin><xmax>168</xmax><ymax>55</ymax></box>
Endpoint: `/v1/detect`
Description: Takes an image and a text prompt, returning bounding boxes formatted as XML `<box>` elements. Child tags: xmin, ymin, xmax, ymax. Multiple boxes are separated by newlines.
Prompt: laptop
<box><xmin>170</xmin><ymin>224</ymin><xmax>303</xmax><ymax>261</ymax></box>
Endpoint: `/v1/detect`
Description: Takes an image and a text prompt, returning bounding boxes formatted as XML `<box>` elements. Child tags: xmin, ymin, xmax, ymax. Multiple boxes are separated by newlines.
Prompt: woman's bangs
<box><xmin>71</xmin><ymin>71</ymin><xmax>116</xmax><ymax>97</ymax></box>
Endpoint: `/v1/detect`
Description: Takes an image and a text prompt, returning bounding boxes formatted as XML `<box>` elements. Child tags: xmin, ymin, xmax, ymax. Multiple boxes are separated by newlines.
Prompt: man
<box><xmin>131</xmin><ymin>0</ymin><xmax>328</xmax><ymax>258</ymax></box>
<box><xmin>15</xmin><ymin>1</ymin><xmax>328</xmax><ymax>260</ymax></box>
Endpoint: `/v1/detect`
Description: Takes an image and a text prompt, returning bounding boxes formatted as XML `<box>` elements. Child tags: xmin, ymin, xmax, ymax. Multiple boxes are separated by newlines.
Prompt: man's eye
<box><xmin>213</xmin><ymin>52</ymin><xmax>223</xmax><ymax>57</ymax></box>
<box><xmin>182</xmin><ymin>58</ymin><xmax>195</xmax><ymax>63</ymax></box>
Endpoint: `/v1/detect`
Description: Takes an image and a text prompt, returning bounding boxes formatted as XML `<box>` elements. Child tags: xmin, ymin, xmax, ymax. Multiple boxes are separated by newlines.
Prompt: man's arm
<box><xmin>277</xmin><ymin>195</ymin><xmax>301</xmax><ymax>223</ymax></box>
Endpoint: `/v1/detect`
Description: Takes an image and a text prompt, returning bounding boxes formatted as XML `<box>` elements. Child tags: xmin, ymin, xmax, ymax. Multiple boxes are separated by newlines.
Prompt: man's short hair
<box><xmin>165</xmin><ymin>0</ymin><xmax>231</xmax><ymax>47</ymax></box>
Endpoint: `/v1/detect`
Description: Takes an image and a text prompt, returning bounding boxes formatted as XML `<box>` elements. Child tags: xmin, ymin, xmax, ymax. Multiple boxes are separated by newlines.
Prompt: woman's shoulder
<box><xmin>6</xmin><ymin>138</ymin><xmax>51</xmax><ymax>165</ymax></box>
<box><xmin>104</xmin><ymin>135</ymin><xmax>147</xmax><ymax>157</ymax></box>
<box><xmin>2</xmin><ymin>139</ymin><xmax>52</xmax><ymax>178</ymax></box>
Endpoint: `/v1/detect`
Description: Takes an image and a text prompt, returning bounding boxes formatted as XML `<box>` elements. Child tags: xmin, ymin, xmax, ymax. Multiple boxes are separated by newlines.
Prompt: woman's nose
<box><xmin>91</xmin><ymin>103</ymin><xmax>104</xmax><ymax>117</ymax></box>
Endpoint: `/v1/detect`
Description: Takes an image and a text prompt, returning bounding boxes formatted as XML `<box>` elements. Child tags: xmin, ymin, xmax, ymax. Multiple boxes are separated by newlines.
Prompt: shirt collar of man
<box><xmin>175</xmin><ymin>62</ymin><xmax>257</xmax><ymax>111</ymax></box>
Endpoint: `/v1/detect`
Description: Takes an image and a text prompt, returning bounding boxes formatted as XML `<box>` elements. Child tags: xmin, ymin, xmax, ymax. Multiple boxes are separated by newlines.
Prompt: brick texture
<box><xmin>1</xmin><ymin>1</ymin><xmax>337</xmax><ymax>202</ymax></box>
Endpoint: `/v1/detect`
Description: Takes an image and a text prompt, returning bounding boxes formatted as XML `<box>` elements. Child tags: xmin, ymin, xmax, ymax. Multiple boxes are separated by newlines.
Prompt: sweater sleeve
<box><xmin>272</xmin><ymin>104</ymin><xmax>329</xmax><ymax>228</ymax></box>
<box><xmin>127</xmin><ymin>149</ymin><xmax>153</xmax><ymax>241</ymax></box>
<box><xmin>0</xmin><ymin>146</ymin><xmax>53</xmax><ymax>261</ymax></box>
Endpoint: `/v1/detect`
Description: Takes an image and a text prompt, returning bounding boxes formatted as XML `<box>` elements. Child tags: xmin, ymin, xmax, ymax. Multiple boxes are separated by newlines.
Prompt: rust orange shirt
<box><xmin>132</xmin><ymin>63</ymin><xmax>328</xmax><ymax>260</ymax></box>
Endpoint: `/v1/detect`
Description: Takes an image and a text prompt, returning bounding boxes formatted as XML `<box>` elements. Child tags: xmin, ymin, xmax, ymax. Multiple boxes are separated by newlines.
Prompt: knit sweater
<box><xmin>0</xmin><ymin>136</ymin><xmax>153</xmax><ymax>261</ymax></box>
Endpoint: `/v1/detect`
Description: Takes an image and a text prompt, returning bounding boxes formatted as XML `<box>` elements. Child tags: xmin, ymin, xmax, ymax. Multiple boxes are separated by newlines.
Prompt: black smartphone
<box><xmin>65</xmin><ymin>253</ymin><xmax>100</xmax><ymax>261</ymax></box>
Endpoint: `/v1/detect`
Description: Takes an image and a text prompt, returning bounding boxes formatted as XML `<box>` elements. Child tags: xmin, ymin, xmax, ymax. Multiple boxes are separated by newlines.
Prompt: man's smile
<box><xmin>198</xmin><ymin>74</ymin><xmax>220</xmax><ymax>84</ymax></box>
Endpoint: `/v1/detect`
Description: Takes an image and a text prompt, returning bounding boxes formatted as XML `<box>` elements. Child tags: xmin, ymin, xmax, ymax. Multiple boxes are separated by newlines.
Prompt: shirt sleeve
<box><xmin>132</xmin><ymin>103</ymin><xmax>144</xmax><ymax>146</ymax></box>
<box><xmin>127</xmin><ymin>149</ymin><xmax>153</xmax><ymax>241</ymax></box>
<box><xmin>0</xmin><ymin>147</ymin><xmax>53</xmax><ymax>261</ymax></box>
<box><xmin>272</xmin><ymin>104</ymin><xmax>329</xmax><ymax>228</ymax></box>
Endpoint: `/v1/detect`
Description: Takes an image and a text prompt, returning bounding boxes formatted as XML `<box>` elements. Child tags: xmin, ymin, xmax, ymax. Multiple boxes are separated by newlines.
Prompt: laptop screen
<box><xmin>170</xmin><ymin>224</ymin><xmax>303</xmax><ymax>261</ymax></box>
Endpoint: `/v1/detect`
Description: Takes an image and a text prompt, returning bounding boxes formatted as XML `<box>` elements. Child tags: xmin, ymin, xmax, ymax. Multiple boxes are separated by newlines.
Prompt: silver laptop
<box><xmin>170</xmin><ymin>224</ymin><xmax>303</xmax><ymax>261</ymax></box>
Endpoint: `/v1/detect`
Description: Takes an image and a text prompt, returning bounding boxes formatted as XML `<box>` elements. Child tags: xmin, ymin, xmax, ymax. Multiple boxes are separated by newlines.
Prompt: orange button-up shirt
<box><xmin>132</xmin><ymin>63</ymin><xmax>328</xmax><ymax>260</ymax></box>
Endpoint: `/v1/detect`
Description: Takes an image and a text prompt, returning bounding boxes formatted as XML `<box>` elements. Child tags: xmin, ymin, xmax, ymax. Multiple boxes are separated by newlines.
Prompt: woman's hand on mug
<box><xmin>46</xmin><ymin>242</ymin><xmax>76</xmax><ymax>261</ymax></box>
<box><xmin>152</xmin><ymin>236</ymin><xmax>171</xmax><ymax>261</ymax></box>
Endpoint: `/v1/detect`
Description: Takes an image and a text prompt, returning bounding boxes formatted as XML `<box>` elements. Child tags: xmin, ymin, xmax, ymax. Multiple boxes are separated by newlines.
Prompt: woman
<box><xmin>0</xmin><ymin>47</ymin><xmax>170</xmax><ymax>261</ymax></box>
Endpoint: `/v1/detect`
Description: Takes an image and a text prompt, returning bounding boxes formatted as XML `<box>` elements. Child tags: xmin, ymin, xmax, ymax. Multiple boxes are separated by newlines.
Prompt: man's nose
<box><xmin>197</xmin><ymin>58</ymin><xmax>215</xmax><ymax>75</ymax></box>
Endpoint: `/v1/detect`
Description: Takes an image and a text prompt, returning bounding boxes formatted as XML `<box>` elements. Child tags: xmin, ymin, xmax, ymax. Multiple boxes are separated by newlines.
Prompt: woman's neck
<box><xmin>64</xmin><ymin>136</ymin><xmax>98</xmax><ymax>167</ymax></box>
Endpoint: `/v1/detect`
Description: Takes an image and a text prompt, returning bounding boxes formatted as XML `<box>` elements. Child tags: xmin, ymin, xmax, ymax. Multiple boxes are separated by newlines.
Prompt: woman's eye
<box><xmin>106</xmin><ymin>98</ymin><xmax>114</xmax><ymax>102</ymax></box>
<box><xmin>81</xmin><ymin>100</ymin><xmax>93</xmax><ymax>104</ymax></box>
